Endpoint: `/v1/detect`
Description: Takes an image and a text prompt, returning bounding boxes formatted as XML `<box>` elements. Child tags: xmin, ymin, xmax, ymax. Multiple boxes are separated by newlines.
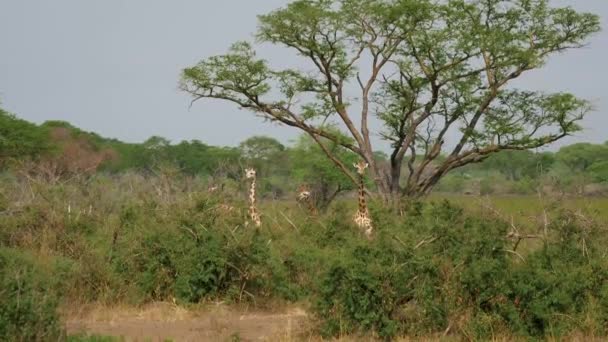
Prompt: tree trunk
<box><xmin>390</xmin><ymin>155</ymin><xmax>403</xmax><ymax>194</ymax></box>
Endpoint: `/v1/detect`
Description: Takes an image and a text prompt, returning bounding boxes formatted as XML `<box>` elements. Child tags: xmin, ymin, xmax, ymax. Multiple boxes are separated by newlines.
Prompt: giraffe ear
<box><xmin>353</xmin><ymin>163</ymin><xmax>357</xmax><ymax>169</ymax></box>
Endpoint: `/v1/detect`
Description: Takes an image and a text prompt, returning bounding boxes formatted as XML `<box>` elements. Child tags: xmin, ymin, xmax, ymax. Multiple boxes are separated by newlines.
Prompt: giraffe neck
<box><xmin>249</xmin><ymin>178</ymin><xmax>257</xmax><ymax>210</ymax></box>
<box><xmin>358</xmin><ymin>173</ymin><xmax>367</xmax><ymax>213</ymax></box>
<box><xmin>247</xmin><ymin>177</ymin><xmax>261</xmax><ymax>226</ymax></box>
<box><xmin>307</xmin><ymin>196</ymin><xmax>317</xmax><ymax>215</ymax></box>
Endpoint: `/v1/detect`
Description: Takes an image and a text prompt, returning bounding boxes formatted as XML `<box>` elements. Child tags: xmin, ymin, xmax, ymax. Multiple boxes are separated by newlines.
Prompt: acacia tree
<box><xmin>181</xmin><ymin>0</ymin><xmax>599</xmax><ymax>203</ymax></box>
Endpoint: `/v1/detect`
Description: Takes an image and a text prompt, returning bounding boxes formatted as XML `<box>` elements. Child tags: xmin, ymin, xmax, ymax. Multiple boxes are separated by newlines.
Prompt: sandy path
<box><xmin>65</xmin><ymin>303</ymin><xmax>310</xmax><ymax>342</ymax></box>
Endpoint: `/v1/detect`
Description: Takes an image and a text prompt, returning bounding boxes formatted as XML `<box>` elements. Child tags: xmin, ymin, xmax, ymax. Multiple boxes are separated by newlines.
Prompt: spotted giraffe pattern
<box><xmin>353</xmin><ymin>161</ymin><xmax>373</xmax><ymax>238</ymax></box>
<box><xmin>245</xmin><ymin>168</ymin><xmax>261</xmax><ymax>227</ymax></box>
<box><xmin>296</xmin><ymin>184</ymin><xmax>317</xmax><ymax>216</ymax></box>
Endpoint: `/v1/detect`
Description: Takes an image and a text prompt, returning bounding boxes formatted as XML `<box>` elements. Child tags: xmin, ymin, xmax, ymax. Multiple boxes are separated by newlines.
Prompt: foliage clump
<box><xmin>313</xmin><ymin>202</ymin><xmax>608</xmax><ymax>339</ymax></box>
<box><xmin>0</xmin><ymin>248</ymin><xmax>64</xmax><ymax>341</ymax></box>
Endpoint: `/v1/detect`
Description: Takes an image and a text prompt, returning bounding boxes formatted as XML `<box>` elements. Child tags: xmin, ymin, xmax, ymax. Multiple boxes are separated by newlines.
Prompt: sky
<box><xmin>0</xmin><ymin>0</ymin><xmax>607</xmax><ymax>151</ymax></box>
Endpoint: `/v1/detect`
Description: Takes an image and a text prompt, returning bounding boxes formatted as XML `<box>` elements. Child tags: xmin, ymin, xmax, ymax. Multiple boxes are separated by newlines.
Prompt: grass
<box><xmin>66</xmin><ymin>334</ymin><xmax>126</xmax><ymax>342</ymax></box>
<box><xmin>430</xmin><ymin>193</ymin><xmax>608</xmax><ymax>223</ymax></box>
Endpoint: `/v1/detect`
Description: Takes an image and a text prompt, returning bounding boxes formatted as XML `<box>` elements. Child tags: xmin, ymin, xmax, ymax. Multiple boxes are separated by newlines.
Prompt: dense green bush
<box><xmin>1</xmin><ymin>171</ymin><xmax>607</xmax><ymax>340</ymax></box>
<box><xmin>510</xmin><ymin>176</ymin><xmax>538</xmax><ymax>195</ymax></box>
<box><xmin>314</xmin><ymin>202</ymin><xmax>499</xmax><ymax>338</ymax></box>
<box><xmin>109</xmin><ymin>193</ymin><xmax>297</xmax><ymax>304</ymax></box>
<box><xmin>313</xmin><ymin>201</ymin><xmax>608</xmax><ymax>340</ymax></box>
<box><xmin>0</xmin><ymin>248</ymin><xmax>64</xmax><ymax>341</ymax></box>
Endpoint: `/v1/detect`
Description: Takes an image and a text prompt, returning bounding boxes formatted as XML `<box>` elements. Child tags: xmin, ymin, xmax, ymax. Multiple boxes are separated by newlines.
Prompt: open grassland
<box><xmin>430</xmin><ymin>193</ymin><xmax>608</xmax><ymax>223</ymax></box>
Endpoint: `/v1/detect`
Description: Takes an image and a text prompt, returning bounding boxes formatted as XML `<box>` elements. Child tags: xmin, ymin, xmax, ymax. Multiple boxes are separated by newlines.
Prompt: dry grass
<box><xmin>65</xmin><ymin>302</ymin><xmax>311</xmax><ymax>342</ymax></box>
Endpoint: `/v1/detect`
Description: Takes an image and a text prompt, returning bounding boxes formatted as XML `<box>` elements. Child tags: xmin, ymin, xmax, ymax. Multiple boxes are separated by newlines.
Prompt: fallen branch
<box><xmin>502</xmin><ymin>249</ymin><xmax>526</xmax><ymax>262</ymax></box>
<box><xmin>414</xmin><ymin>235</ymin><xmax>438</xmax><ymax>250</ymax></box>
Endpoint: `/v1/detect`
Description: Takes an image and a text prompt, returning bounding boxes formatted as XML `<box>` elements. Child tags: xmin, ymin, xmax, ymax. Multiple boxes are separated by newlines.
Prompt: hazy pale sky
<box><xmin>0</xmin><ymin>1</ymin><xmax>606</xmax><ymax>150</ymax></box>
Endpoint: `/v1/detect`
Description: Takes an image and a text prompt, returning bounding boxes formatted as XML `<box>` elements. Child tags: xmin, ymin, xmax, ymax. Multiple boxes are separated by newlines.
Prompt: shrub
<box><xmin>2</xmin><ymin>171</ymin><xmax>608</xmax><ymax>340</ymax></box>
<box><xmin>313</xmin><ymin>201</ymin><xmax>608</xmax><ymax>340</ymax></box>
<box><xmin>111</xmin><ymin>193</ymin><xmax>296</xmax><ymax>304</ymax></box>
<box><xmin>436</xmin><ymin>174</ymin><xmax>466</xmax><ymax>193</ymax></box>
<box><xmin>0</xmin><ymin>248</ymin><xmax>64</xmax><ymax>341</ymax></box>
<box><xmin>510</xmin><ymin>176</ymin><xmax>538</xmax><ymax>195</ymax></box>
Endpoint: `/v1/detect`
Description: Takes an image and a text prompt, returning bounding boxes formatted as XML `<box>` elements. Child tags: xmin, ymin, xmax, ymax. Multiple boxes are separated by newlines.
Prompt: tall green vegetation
<box><xmin>290</xmin><ymin>134</ymin><xmax>358</xmax><ymax>210</ymax></box>
<box><xmin>1</xmin><ymin>170</ymin><xmax>607</xmax><ymax>340</ymax></box>
<box><xmin>2</xmin><ymin>104</ymin><xmax>608</xmax><ymax>198</ymax></box>
<box><xmin>0</xmin><ymin>108</ymin><xmax>50</xmax><ymax>165</ymax></box>
<box><xmin>0</xmin><ymin>248</ymin><xmax>64</xmax><ymax>341</ymax></box>
<box><xmin>181</xmin><ymin>0</ymin><xmax>600</xmax><ymax>202</ymax></box>
<box><xmin>3</xmin><ymin>104</ymin><xmax>608</xmax><ymax>199</ymax></box>
<box><xmin>437</xmin><ymin>142</ymin><xmax>608</xmax><ymax>195</ymax></box>
<box><xmin>2</xmin><ymin>106</ymin><xmax>608</xmax><ymax>340</ymax></box>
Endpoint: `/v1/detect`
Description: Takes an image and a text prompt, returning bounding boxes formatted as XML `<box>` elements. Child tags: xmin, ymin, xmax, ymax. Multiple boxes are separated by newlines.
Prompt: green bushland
<box><xmin>1</xmin><ymin>171</ymin><xmax>608</xmax><ymax>340</ymax></box>
<box><xmin>431</xmin><ymin>193</ymin><xmax>608</xmax><ymax>226</ymax></box>
<box><xmin>0</xmin><ymin>247</ymin><xmax>65</xmax><ymax>341</ymax></box>
<box><xmin>3</xmin><ymin>107</ymin><xmax>608</xmax><ymax>201</ymax></box>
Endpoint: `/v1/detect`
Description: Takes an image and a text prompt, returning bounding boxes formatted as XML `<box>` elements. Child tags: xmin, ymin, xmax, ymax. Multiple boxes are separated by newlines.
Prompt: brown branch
<box><xmin>308</xmin><ymin>133</ymin><xmax>359</xmax><ymax>188</ymax></box>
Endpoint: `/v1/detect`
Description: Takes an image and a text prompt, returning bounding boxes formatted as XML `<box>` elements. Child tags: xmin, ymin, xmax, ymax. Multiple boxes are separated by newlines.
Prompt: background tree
<box><xmin>203</xmin><ymin>146</ymin><xmax>242</xmax><ymax>181</ymax></box>
<box><xmin>552</xmin><ymin>143</ymin><xmax>608</xmax><ymax>193</ymax></box>
<box><xmin>181</xmin><ymin>0</ymin><xmax>599</xmax><ymax>203</ymax></box>
<box><xmin>589</xmin><ymin>161</ymin><xmax>608</xmax><ymax>184</ymax></box>
<box><xmin>555</xmin><ymin>143</ymin><xmax>608</xmax><ymax>173</ymax></box>
<box><xmin>170</xmin><ymin>140</ymin><xmax>216</xmax><ymax>176</ymax></box>
<box><xmin>0</xmin><ymin>107</ymin><xmax>50</xmax><ymax>166</ymax></box>
<box><xmin>239</xmin><ymin>136</ymin><xmax>287</xmax><ymax>176</ymax></box>
<box><xmin>239</xmin><ymin>136</ymin><xmax>286</xmax><ymax>162</ymax></box>
<box><xmin>138</xmin><ymin>136</ymin><xmax>172</xmax><ymax>171</ymax></box>
<box><xmin>291</xmin><ymin>134</ymin><xmax>358</xmax><ymax>210</ymax></box>
<box><xmin>238</xmin><ymin>136</ymin><xmax>289</xmax><ymax>197</ymax></box>
<box><xmin>479</xmin><ymin>150</ymin><xmax>554</xmax><ymax>181</ymax></box>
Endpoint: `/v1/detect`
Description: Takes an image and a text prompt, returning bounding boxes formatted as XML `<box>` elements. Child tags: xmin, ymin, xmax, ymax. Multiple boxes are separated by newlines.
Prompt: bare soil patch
<box><xmin>65</xmin><ymin>302</ymin><xmax>310</xmax><ymax>342</ymax></box>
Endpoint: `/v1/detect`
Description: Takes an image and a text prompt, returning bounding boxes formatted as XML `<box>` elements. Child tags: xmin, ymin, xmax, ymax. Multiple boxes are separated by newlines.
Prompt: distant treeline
<box><xmin>439</xmin><ymin>141</ymin><xmax>608</xmax><ymax>195</ymax></box>
<box><xmin>2</xmin><ymin>107</ymin><xmax>607</xmax><ymax>196</ymax></box>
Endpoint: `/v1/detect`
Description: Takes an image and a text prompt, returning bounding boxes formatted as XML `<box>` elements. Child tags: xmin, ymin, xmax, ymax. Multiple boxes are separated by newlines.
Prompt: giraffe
<box><xmin>245</xmin><ymin>168</ymin><xmax>262</xmax><ymax>227</ymax></box>
<box><xmin>353</xmin><ymin>161</ymin><xmax>373</xmax><ymax>238</ymax></box>
<box><xmin>296</xmin><ymin>184</ymin><xmax>317</xmax><ymax>216</ymax></box>
<box><xmin>206</xmin><ymin>182</ymin><xmax>234</xmax><ymax>213</ymax></box>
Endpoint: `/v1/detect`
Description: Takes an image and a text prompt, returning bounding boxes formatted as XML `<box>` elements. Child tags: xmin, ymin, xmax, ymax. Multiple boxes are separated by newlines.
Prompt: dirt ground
<box><xmin>65</xmin><ymin>302</ymin><xmax>311</xmax><ymax>342</ymax></box>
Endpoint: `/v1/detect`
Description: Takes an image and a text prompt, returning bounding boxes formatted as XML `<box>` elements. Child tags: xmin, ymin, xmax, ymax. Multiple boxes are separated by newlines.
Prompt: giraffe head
<box><xmin>297</xmin><ymin>184</ymin><xmax>312</xmax><ymax>201</ymax></box>
<box><xmin>245</xmin><ymin>168</ymin><xmax>256</xmax><ymax>180</ymax></box>
<box><xmin>353</xmin><ymin>161</ymin><xmax>369</xmax><ymax>175</ymax></box>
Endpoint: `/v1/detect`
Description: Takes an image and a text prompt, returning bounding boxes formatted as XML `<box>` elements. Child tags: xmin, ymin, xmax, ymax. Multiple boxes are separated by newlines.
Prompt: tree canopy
<box><xmin>0</xmin><ymin>108</ymin><xmax>50</xmax><ymax>164</ymax></box>
<box><xmin>291</xmin><ymin>134</ymin><xmax>358</xmax><ymax>209</ymax></box>
<box><xmin>181</xmin><ymin>0</ymin><xmax>599</xmax><ymax>202</ymax></box>
<box><xmin>1</xmin><ymin>105</ymin><xmax>607</xmax><ymax>197</ymax></box>
<box><xmin>556</xmin><ymin>143</ymin><xmax>608</xmax><ymax>173</ymax></box>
